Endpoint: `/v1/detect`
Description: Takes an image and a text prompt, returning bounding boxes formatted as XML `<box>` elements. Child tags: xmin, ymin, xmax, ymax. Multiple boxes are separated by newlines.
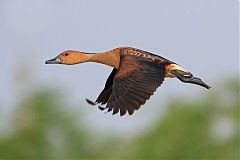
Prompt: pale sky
<box><xmin>0</xmin><ymin>0</ymin><xmax>238</xmax><ymax>135</ymax></box>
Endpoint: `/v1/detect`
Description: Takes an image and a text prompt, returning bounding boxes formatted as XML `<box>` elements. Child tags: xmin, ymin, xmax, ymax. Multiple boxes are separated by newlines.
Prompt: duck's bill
<box><xmin>45</xmin><ymin>56</ymin><xmax>62</xmax><ymax>64</ymax></box>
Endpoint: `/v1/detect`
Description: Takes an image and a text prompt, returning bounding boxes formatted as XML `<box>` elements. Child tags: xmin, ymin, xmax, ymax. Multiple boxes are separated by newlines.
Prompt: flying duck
<box><xmin>45</xmin><ymin>47</ymin><xmax>210</xmax><ymax>116</ymax></box>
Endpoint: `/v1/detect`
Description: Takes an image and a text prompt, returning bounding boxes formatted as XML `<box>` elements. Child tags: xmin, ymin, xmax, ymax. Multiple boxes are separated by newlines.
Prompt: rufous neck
<box><xmin>88</xmin><ymin>48</ymin><xmax>121</xmax><ymax>68</ymax></box>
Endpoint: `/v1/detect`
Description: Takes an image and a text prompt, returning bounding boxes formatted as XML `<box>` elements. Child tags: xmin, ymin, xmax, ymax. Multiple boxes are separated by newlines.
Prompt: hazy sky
<box><xmin>0</xmin><ymin>0</ymin><xmax>238</xmax><ymax>135</ymax></box>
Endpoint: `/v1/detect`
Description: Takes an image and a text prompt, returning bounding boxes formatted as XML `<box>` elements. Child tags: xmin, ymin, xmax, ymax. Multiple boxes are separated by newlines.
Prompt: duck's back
<box><xmin>120</xmin><ymin>47</ymin><xmax>175</xmax><ymax>65</ymax></box>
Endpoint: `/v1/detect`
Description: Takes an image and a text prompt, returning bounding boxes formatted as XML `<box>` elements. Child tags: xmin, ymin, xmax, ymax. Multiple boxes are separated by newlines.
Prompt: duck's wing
<box><xmin>95</xmin><ymin>68</ymin><xmax>117</xmax><ymax>105</ymax></box>
<box><xmin>85</xmin><ymin>68</ymin><xmax>117</xmax><ymax>110</ymax></box>
<box><xmin>104</xmin><ymin>55</ymin><xmax>166</xmax><ymax>116</ymax></box>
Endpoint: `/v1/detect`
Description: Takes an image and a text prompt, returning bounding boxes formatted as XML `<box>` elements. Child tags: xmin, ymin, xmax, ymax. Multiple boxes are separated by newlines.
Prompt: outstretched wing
<box><xmin>105</xmin><ymin>55</ymin><xmax>166</xmax><ymax>116</ymax></box>
<box><xmin>95</xmin><ymin>68</ymin><xmax>117</xmax><ymax>105</ymax></box>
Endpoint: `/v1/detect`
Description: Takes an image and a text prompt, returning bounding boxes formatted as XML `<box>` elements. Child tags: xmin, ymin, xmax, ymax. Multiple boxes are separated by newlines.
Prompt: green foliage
<box><xmin>0</xmin><ymin>89</ymin><xmax>91</xmax><ymax>159</ymax></box>
<box><xmin>0</xmin><ymin>78</ymin><xmax>238</xmax><ymax>159</ymax></box>
<box><xmin>129</xmin><ymin>103</ymin><xmax>238</xmax><ymax>159</ymax></box>
<box><xmin>127</xmin><ymin>78</ymin><xmax>239</xmax><ymax>160</ymax></box>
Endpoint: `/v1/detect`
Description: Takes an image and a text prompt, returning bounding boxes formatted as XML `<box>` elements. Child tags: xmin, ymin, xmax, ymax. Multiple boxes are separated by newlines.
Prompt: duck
<box><xmin>45</xmin><ymin>47</ymin><xmax>210</xmax><ymax>116</ymax></box>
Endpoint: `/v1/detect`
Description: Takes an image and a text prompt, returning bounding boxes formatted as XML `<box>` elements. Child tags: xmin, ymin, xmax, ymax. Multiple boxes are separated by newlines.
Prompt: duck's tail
<box><xmin>165</xmin><ymin>64</ymin><xmax>211</xmax><ymax>89</ymax></box>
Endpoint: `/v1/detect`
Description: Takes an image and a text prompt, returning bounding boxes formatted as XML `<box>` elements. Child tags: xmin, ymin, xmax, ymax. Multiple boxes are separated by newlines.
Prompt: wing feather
<box><xmin>89</xmin><ymin>49</ymin><xmax>168</xmax><ymax>116</ymax></box>
<box><xmin>105</xmin><ymin>56</ymin><xmax>166</xmax><ymax>115</ymax></box>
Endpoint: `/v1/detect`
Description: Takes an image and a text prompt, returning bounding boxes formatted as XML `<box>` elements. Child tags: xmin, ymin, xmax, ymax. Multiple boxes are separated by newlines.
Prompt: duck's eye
<box><xmin>64</xmin><ymin>53</ymin><xmax>69</xmax><ymax>56</ymax></box>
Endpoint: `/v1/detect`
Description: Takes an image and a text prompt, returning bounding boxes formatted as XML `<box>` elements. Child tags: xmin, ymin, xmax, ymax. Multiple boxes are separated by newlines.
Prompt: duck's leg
<box><xmin>171</xmin><ymin>70</ymin><xmax>211</xmax><ymax>89</ymax></box>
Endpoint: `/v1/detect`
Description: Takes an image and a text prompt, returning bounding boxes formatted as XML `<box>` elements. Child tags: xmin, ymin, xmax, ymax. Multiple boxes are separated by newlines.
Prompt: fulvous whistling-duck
<box><xmin>45</xmin><ymin>47</ymin><xmax>210</xmax><ymax>116</ymax></box>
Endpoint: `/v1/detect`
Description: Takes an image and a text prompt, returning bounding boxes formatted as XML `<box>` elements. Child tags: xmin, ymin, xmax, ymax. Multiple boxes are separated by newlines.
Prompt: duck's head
<box><xmin>45</xmin><ymin>50</ymin><xmax>91</xmax><ymax>65</ymax></box>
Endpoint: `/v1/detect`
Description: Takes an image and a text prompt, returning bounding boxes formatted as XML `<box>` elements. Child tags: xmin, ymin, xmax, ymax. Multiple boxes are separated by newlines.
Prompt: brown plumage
<box><xmin>45</xmin><ymin>47</ymin><xmax>210</xmax><ymax>116</ymax></box>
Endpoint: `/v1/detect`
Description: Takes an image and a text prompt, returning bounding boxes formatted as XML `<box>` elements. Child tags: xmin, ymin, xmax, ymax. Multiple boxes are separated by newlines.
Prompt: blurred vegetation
<box><xmin>127</xmin><ymin>78</ymin><xmax>239</xmax><ymax>160</ymax></box>
<box><xmin>0</xmin><ymin>78</ymin><xmax>239</xmax><ymax>159</ymax></box>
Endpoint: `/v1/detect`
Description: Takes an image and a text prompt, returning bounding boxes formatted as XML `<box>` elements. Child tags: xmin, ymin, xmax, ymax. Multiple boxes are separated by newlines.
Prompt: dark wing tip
<box><xmin>86</xmin><ymin>98</ymin><xmax>97</xmax><ymax>106</ymax></box>
<box><xmin>98</xmin><ymin>106</ymin><xmax>106</xmax><ymax>110</ymax></box>
<box><xmin>120</xmin><ymin>109</ymin><xmax>127</xmax><ymax>116</ymax></box>
<box><xmin>112</xmin><ymin>107</ymin><xmax>119</xmax><ymax>115</ymax></box>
